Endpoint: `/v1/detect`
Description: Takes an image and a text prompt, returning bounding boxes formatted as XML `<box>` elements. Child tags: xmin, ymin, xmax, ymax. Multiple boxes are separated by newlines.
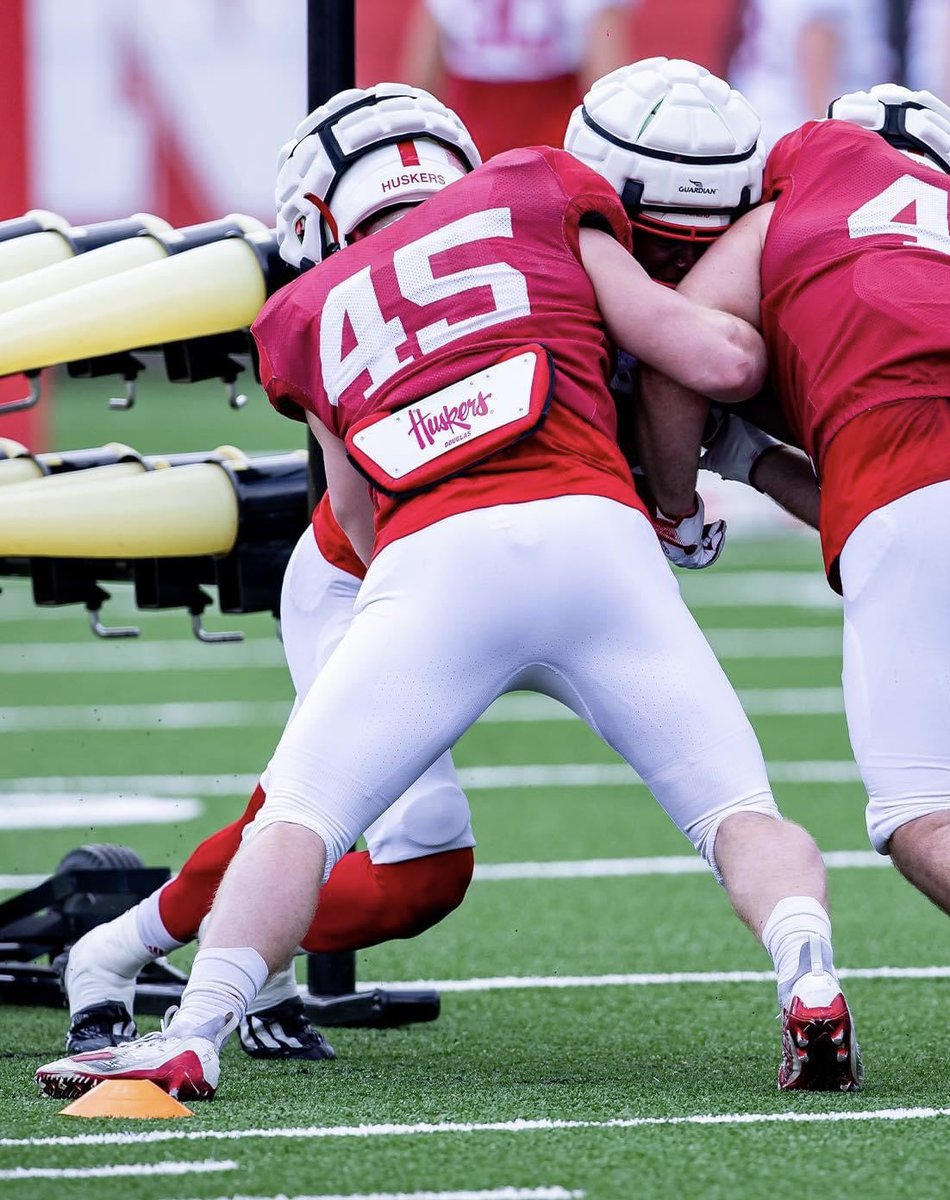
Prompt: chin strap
<box><xmin>630</xmin><ymin>211</ymin><xmax>729</xmax><ymax>244</ymax></box>
<box><xmin>304</xmin><ymin>191</ymin><xmax>342</xmax><ymax>257</ymax></box>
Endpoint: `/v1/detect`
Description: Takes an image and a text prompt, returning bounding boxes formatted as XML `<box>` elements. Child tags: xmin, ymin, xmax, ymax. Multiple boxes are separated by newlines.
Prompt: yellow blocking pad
<box><xmin>0</xmin><ymin>238</ymin><xmax>268</xmax><ymax>376</ymax></box>
<box><xmin>0</xmin><ymin>437</ymin><xmax>28</xmax><ymax>459</ymax></box>
<box><xmin>0</xmin><ymin>233</ymin><xmax>169</xmax><ymax>316</ymax></box>
<box><xmin>0</xmin><ymin>457</ymin><xmax>43</xmax><ymax>486</ymax></box>
<box><xmin>0</xmin><ymin>441</ymin><xmax>140</xmax><ymax>487</ymax></box>
<box><xmin>0</xmin><ymin>231</ymin><xmax>73</xmax><ymax>284</ymax></box>
<box><xmin>2</xmin><ymin>461</ymin><xmax>147</xmax><ymax>495</ymax></box>
<box><xmin>0</xmin><ymin>443</ymin><xmax>247</xmax><ymax>490</ymax></box>
<box><xmin>0</xmin><ymin>462</ymin><xmax>239</xmax><ymax>557</ymax></box>
<box><xmin>32</xmin><ymin>441</ymin><xmax>139</xmax><ymax>471</ymax></box>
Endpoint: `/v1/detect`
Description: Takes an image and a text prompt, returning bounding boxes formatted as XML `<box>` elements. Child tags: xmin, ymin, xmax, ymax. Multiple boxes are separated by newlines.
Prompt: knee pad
<box><xmin>364</xmin><ymin>780</ymin><xmax>475</xmax><ymax>863</ymax></box>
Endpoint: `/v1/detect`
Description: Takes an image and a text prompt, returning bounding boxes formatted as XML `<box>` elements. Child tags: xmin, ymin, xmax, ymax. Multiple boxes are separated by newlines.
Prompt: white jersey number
<box><xmin>847</xmin><ymin>174</ymin><xmax>950</xmax><ymax>254</ymax></box>
<box><xmin>320</xmin><ymin>207</ymin><xmax>531</xmax><ymax>404</ymax></box>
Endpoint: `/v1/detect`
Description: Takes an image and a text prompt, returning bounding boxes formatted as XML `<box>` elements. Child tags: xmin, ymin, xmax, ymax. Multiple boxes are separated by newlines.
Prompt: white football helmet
<box><xmin>564</xmin><ymin>57</ymin><xmax>764</xmax><ymax>240</ymax></box>
<box><xmin>828</xmin><ymin>83</ymin><xmax>950</xmax><ymax>174</ymax></box>
<box><xmin>276</xmin><ymin>82</ymin><xmax>481</xmax><ymax>269</ymax></box>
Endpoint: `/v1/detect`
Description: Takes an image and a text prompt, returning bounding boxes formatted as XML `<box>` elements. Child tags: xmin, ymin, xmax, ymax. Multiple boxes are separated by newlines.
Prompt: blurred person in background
<box><xmin>906</xmin><ymin>0</ymin><xmax>950</xmax><ymax>95</ymax></box>
<box><xmin>729</xmin><ymin>0</ymin><xmax>894</xmax><ymax>148</ymax></box>
<box><xmin>401</xmin><ymin>0</ymin><xmax>636</xmax><ymax>157</ymax></box>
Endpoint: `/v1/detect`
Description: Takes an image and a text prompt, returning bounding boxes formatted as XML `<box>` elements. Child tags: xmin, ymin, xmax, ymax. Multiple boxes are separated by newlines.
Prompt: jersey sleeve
<box><xmin>540</xmin><ymin>146</ymin><xmax>633</xmax><ymax>257</ymax></box>
<box><xmin>251</xmin><ymin>293</ymin><xmax>315</xmax><ymax>425</ymax></box>
<box><xmin>764</xmin><ymin>122</ymin><xmax>820</xmax><ymax>200</ymax></box>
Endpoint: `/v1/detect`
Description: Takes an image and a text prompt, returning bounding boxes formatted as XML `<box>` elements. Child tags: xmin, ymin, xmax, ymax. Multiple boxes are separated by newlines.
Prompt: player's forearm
<box><xmin>749</xmin><ymin>445</ymin><xmax>819</xmax><ymax>529</ymax></box>
<box><xmin>690</xmin><ymin>310</ymin><xmax>769</xmax><ymax>405</ymax></box>
<box><xmin>307</xmin><ymin>410</ymin><xmax>376</xmax><ymax>565</ymax></box>
<box><xmin>636</xmin><ymin>366</ymin><xmax>708</xmax><ymax>517</ymax></box>
<box><xmin>580</xmin><ymin>227</ymin><xmax>766</xmax><ymax>403</ymax></box>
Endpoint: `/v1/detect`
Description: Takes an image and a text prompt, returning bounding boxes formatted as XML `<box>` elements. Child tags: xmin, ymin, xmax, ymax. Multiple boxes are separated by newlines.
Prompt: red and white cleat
<box><xmin>778</xmin><ymin>939</ymin><xmax>863</xmax><ymax>1092</ymax></box>
<box><xmin>35</xmin><ymin>1024</ymin><xmax>224</xmax><ymax>1102</ymax></box>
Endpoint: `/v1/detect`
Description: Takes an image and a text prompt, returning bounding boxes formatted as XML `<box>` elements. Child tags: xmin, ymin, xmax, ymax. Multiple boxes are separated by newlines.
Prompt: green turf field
<box><xmin>0</xmin><ymin>376</ymin><xmax>947</xmax><ymax>1200</ymax></box>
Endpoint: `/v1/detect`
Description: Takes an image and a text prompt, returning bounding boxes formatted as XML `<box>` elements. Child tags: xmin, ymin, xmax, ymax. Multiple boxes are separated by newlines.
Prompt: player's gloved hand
<box><xmin>701</xmin><ymin>408</ymin><xmax>781</xmax><ymax>488</ymax></box>
<box><xmin>652</xmin><ymin>493</ymin><xmax>726</xmax><ymax>569</ymax></box>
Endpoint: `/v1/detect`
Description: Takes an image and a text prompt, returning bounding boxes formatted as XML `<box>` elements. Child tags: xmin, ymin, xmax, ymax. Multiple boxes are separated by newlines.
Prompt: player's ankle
<box><xmin>762</xmin><ymin>895</ymin><xmax>836</xmax><ymax>991</ymax></box>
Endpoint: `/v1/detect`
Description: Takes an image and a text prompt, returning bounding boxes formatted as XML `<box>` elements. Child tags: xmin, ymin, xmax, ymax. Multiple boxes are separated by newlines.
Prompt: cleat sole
<box><xmin>779</xmin><ymin>993</ymin><xmax>863</xmax><ymax>1092</ymax></box>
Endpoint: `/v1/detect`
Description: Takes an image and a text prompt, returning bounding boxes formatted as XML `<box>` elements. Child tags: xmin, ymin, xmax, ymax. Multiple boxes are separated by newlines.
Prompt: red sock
<box><xmin>302</xmin><ymin>846</ymin><xmax>475</xmax><ymax>953</ymax></box>
<box><xmin>157</xmin><ymin>783</ymin><xmax>267</xmax><ymax>943</ymax></box>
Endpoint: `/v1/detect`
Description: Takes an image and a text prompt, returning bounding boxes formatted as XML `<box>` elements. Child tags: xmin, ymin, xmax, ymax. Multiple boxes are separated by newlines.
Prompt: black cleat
<box><xmin>238</xmin><ymin>997</ymin><xmax>335</xmax><ymax>1061</ymax></box>
<box><xmin>65</xmin><ymin>1001</ymin><xmax>138</xmax><ymax>1054</ymax></box>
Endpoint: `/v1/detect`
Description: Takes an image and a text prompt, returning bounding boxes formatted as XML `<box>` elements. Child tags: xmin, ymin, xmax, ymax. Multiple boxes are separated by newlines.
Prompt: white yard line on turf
<box><xmin>0</xmin><ymin>626</ymin><xmax>842</xmax><ymax>674</ymax></box>
<box><xmin>454</xmin><ymin>760</ymin><xmax>860</xmax><ymax>789</ymax></box>
<box><xmin>0</xmin><ymin>1160</ymin><xmax>236</xmax><ymax>1180</ymax></box>
<box><xmin>0</xmin><ymin>795</ymin><xmax>201</xmax><ymax>831</ymax></box>
<box><xmin>166</xmin><ymin>1190</ymin><xmax>583</xmax><ymax>1200</ymax></box>
<box><xmin>0</xmin><ymin>571</ymin><xmax>836</xmax><ymax>622</ymax></box>
<box><xmin>4</xmin><ymin>1108</ymin><xmax>949</xmax><ymax>1149</ymax></box>
<box><xmin>677</xmin><ymin>571</ymin><xmax>840</xmax><ymax>608</ymax></box>
<box><xmin>0</xmin><ymin>849</ymin><xmax>886</xmax><ymax>893</ymax></box>
<box><xmin>705</xmin><ymin>627</ymin><xmax>841</xmax><ymax>657</ymax></box>
<box><xmin>0</xmin><ymin>688</ymin><xmax>846</xmax><ymax>733</ymax></box>
<box><xmin>472</xmin><ymin>850</ymin><xmax>886</xmax><ymax>880</ymax></box>
<box><xmin>0</xmin><ymin>760</ymin><xmax>864</xmax><ymax>797</ymax></box>
<box><xmin>1</xmin><ymin>773</ymin><xmax>262</xmax><ymax>796</ymax></box>
<box><xmin>0</xmin><ymin>639</ymin><xmax>285</xmax><ymax>673</ymax></box>
<box><xmin>0</xmin><ymin>701</ymin><xmax>291</xmax><ymax>732</ymax></box>
<box><xmin>359</xmin><ymin>966</ymin><xmax>950</xmax><ymax>993</ymax></box>
<box><xmin>477</xmin><ymin>690</ymin><xmax>846</xmax><ymax>720</ymax></box>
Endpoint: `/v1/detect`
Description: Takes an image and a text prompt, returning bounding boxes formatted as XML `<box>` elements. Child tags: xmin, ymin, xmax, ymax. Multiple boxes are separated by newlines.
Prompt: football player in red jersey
<box><xmin>55</xmin><ymin>59</ymin><xmax>753</xmax><ymax>1067</ymax></box>
<box><xmin>635</xmin><ymin>80</ymin><xmax>950</xmax><ymax>1074</ymax></box>
<box><xmin>54</xmin><ymin>59</ymin><xmax>746</xmax><ymax>1067</ymax></box>
<box><xmin>38</xmin><ymin>70</ymin><xmax>861</xmax><ymax>1101</ymax></box>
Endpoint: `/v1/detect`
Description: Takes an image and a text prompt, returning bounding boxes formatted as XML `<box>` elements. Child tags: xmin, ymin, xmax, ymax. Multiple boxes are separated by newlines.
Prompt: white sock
<box><xmin>248</xmin><ymin>959</ymin><xmax>300</xmax><ymax>1015</ymax></box>
<box><xmin>88</xmin><ymin>905</ymin><xmax>156</xmax><ymax>976</ymax></box>
<box><xmin>167</xmin><ymin>947</ymin><xmax>269</xmax><ymax>1047</ymax></box>
<box><xmin>68</xmin><ymin>905</ymin><xmax>157</xmax><ymax>1016</ymax></box>
<box><xmin>134</xmin><ymin>884</ymin><xmax>185</xmax><ymax>957</ymax></box>
<box><xmin>762</xmin><ymin>895</ymin><xmax>835</xmax><ymax>989</ymax></box>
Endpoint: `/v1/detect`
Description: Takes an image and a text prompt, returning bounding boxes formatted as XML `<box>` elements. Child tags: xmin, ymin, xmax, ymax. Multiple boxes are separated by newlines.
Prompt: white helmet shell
<box><xmin>828</xmin><ymin>83</ymin><xmax>950</xmax><ymax>173</ymax></box>
<box><xmin>276</xmin><ymin>82</ymin><xmax>481</xmax><ymax>269</ymax></box>
<box><xmin>564</xmin><ymin>57</ymin><xmax>764</xmax><ymax>231</ymax></box>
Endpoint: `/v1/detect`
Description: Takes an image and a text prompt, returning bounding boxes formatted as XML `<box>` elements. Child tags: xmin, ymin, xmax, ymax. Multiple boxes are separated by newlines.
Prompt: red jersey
<box><xmin>761</xmin><ymin>120</ymin><xmax>950</xmax><ymax>580</ymax></box>
<box><xmin>311</xmin><ymin>492</ymin><xmax>366</xmax><ymax>581</ymax></box>
<box><xmin>253</xmin><ymin>147</ymin><xmax>644</xmax><ymax>556</ymax></box>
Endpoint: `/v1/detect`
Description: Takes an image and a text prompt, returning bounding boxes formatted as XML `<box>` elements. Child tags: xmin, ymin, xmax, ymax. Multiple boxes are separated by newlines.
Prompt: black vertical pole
<box><xmin>307</xmin><ymin>0</ymin><xmax>356</xmax><ymax>110</ymax></box>
<box><xmin>305</xmin><ymin>0</ymin><xmax>357</xmax><ymax>1001</ymax></box>
<box><xmin>304</xmin><ymin>1</ymin><xmax>355</xmax><ymax>512</ymax></box>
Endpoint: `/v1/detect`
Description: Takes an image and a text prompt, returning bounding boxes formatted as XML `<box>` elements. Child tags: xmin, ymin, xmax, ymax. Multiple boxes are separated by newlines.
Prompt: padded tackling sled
<box><xmin>0</xmin><ymin>842</ymin><xmax>439</xmax><ymax>1029</ymax></box>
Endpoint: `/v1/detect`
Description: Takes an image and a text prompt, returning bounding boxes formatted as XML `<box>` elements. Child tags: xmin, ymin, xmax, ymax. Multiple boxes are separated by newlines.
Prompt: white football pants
<box><xmin>839</xmin><ymin>479</ymin><xmax>950</xmax><ymax>852</ymax></box>
<box><xmin>258</xmin><ymin>528</ymin><xmax>475</xmax><ymax>863</ymax></box>
<box><xmin>254</xmin><ymin>495</ymin><xmax>779</xmax><ymax>876</ymax></box>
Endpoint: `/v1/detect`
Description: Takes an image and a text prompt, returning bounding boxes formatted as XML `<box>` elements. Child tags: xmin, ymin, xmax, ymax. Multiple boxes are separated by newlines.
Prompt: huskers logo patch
<box><xmin>346</xmin><ymin>345</ymin><xmax>554</xmax><ymax>496</ymax></box>
<box><xmin>406</xmin><ymin>389</ymin><xmax>491</xmax><ymax>450</ymax></box>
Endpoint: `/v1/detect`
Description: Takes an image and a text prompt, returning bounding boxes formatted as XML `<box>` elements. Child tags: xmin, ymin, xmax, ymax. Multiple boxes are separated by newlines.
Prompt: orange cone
<box><xmin>58</xmin><ymin>1079</ymin><xmax>194</xmax><ymax>1119</ymax></box>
